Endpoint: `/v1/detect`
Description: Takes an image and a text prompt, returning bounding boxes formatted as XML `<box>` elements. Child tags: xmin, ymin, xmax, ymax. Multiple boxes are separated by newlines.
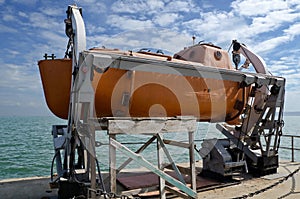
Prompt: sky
<box><xmin>0</xmin><ymin>0</ymin><xmax>300</xmax><ymax>117</ymax></box>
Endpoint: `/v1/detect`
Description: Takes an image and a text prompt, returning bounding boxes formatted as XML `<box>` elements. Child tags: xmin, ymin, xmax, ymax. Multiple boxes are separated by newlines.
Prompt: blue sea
<box><xmin>0</xmin><ymin>115</ymin><xmax>299</xmax><ymax>180</ymax></box>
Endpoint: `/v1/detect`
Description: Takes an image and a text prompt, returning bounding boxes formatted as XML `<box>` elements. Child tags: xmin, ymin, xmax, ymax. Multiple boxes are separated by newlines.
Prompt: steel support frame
<box><xmin>106</xmin><ymin>117</ymin><xmax>198</xmax><ymax>199</ymax></box>
<box><xmin>216</xmin><ymin>78</ymin><xmax>285</xmax><ymax>175</ymax></box>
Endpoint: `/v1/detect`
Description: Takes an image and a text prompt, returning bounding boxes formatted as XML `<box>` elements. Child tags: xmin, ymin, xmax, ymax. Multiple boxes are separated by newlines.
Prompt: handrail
<box><xmin>280</xmin><ymin>134</ymin><xmax>300</xmax><ymax>162</ymax></box>
<box><xmin>95</xmin><ymin>135</ymin><xmax>300</xmax><ymax>162</ymax></box>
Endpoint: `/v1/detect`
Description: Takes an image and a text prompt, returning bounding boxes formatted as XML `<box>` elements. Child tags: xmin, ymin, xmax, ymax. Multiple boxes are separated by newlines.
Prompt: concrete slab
<box><xmin>1</xmin><ymin>161</ymin><xmax>299</xmax><ymax>199</ymax></box>
<box><xmin>0</xmin><ymin>176</ymin><xmax>57</xmax><ymax>199</ymax></box>
<box><xmin>195</xmin><ymin>161</ymin><xmax>300</xmax><ymax>199</ymax></box>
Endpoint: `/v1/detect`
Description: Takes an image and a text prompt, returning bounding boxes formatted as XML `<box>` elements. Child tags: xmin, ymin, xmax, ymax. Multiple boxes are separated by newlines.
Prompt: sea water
<box><xmin>0</xmin><ymin>115</ymin><xmax>299</xmax><ymax>180</ymax></box>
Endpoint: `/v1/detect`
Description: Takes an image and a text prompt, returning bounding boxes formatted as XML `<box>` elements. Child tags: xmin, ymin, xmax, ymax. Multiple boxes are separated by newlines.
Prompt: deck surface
<box><xmin>194</xmin><ymin>161</ymin><xmax>300</xmax><ymax>199</ymax></box>
<box><xmin>0</xmin><ymin>161</ymin><xmax>299</xmax><ymax>198</ymax></box>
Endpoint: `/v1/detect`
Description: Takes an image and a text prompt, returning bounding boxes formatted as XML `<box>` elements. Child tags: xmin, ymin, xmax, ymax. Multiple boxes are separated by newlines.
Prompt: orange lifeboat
<box><xmin>38</xmin><ymin>43</ymin><xmax>247</xmax><ymax>123</ymax></box>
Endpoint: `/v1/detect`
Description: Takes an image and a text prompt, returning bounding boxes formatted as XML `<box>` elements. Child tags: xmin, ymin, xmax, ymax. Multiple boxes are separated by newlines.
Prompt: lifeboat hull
<box><xmin>38</xmin><ymin>58</ymin><xmax>245</xmax><ymax>122</ymax></box>
<box><xmin>38</xmin><ymin>59</ymin><xmax>72</xmax><ymax>119</ymax></box>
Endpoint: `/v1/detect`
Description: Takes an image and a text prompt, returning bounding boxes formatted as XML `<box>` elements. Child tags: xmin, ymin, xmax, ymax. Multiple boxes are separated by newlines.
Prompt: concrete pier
<box><xmin>0</xmin><ymin>161</ymin><xmax>299</xmax><ymax>199</ymax></box>
<box><xmin>196</xmin><ymin>161</ymin><xmax>300</xmax><ymax>199</ymax></box>
<box><xmin>0</xmin><ymin>176</ymin><xmax>57</xmax><ymax>199</ymax></box>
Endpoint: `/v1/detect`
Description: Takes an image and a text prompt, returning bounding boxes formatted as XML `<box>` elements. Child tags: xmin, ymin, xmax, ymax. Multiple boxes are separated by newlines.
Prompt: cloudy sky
<box><xmin>0</xmin><ymin>0</ymin><xmax>300</xmax><ymax>116</ymax></box>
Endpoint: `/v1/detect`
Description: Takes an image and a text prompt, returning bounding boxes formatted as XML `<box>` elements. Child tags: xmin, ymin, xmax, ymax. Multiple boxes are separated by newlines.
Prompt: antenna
<box><xmin>192</xmin><ymin>35</ymin><xmax>196</xmax><ymax>45</ymax></box>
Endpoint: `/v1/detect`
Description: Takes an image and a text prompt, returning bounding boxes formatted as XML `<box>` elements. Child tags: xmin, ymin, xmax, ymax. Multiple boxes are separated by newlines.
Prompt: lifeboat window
<box><xmin>214</xmin><ymin>51</ymin><xmax>222</xmax><ymax>60</ymax></box>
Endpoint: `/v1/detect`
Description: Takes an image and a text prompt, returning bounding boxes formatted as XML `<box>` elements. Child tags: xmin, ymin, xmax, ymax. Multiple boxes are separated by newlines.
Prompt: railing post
<box><xmin>291</xmin><ymin>136</ymin><xmax>294</xmax><ymax>162</ymax></box>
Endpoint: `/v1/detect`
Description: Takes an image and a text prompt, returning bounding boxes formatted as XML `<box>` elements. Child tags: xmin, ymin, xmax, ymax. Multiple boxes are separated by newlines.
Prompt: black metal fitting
<box><xmin>270</xmin><ymin>85</ymin><xmax>281</xmax><ymax>95</ymax></box>
<box><xmin>43</xmin><ymin>53</ymin><xmax>56</xmax><ymax>60</ymax></box>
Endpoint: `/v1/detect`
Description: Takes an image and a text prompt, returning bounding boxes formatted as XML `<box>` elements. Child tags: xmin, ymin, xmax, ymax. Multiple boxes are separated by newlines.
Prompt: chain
<box><xmin>85</xmin><ymin>188</ymin><xmax>141</xmax><ymax>199</ymax></box>
<box><xmin>278</xmin><ymin>165</ymin><xmax>298</xmax><ymax>199</ymax></box>
<box><xmin>232</xmin><ymin>166</ymin><xmax>300</xmax><ymax>199</ymax></box>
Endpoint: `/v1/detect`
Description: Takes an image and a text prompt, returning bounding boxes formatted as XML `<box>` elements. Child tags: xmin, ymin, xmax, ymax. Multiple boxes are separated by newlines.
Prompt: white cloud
<box><xmin>285</xmin><ymin>90</ymin><xmax>300</xmax><ymax>111</ymax></box>
<box><xmin>11</xmin><ymin>0</ymin><xmax>38</xmax><ymax>5</ymax></box>
<box><xmin>0</xmin><ymin>63</ymin><xmax>40</xmax><ymax>92</ymax></box>
<box><xmin>253</xmin><ymin>35</ymin><xmax>291</xmax><ymax>53</ymax></box>
<box><xmin>145</xmin><ymin>0</ymin><xmax>165</xmax><ymax>11</ymax></box>
<box><xmin>268</xmin><ymin>64</ymin><xmax>289</xmax><ymax>72</ymax></box>
<box><xmin>154</xmin><ymin>13</ymin><xmax>180</xmax><ymax>26</ymax></box>
<box><xmin>164</xmin><ymin>0</ymin><xmax>198</xmax><ymax>13</ymax></box>
<box><xmin>283</xmin><ymin>73</ymin><xmax>300</xmax><ymax>79</ymax></box>
<box><xmin>91</xmin><ymin>28</ymin><xmax>191</xmax><ymax>53</ymax></box>
<box><xmin>107</xmin><ymin>15</ymin><xmax>154</xmax><ymax>31</ymax></box>
<box><xmin>18</xmin><ymin>11</ymin><xmax>28</xmax><ymax>18</ymax></box>
<box><xmin>86</xmin><ymin>23</ymin><xmax>106</xmax><ymax>35</ymax></box>
<box><xmin>231</xmin><ymin>0</ymin><xmax>289</xmax><ymax>17</ymax></box>
<box><xmin>28</xmin><ymin>12</ymin><xmax>61</xmax><ymax>29</ymax></box>
<box><xmin>279</xmin><ymin>69</ymin><xmax>296</xmax><ymax>75</ymax></box>
<box><xmin>246</xmin><ymin>10</ymin><xmax>300</xmax><ymax>37</ymax></box>
<box><xmin>228</xmin><ymin>0</ymin><xmax>300</xmax><ymax>53</ymax></box>
<box><xmin>274</xmin><ymin>50</ymin><xmax>300</xmax><ymax>65</ymax></box>
<box><xmin>200</xmin><ymin>0</ymin><xmax>216</xmax><ymax>10</ymax></box>
<box><xmin>40</xmin><ymin>30</ymin><xmax>66</xmax><ymax>45</ymax></box>
<box><xmin>182</xmin><ymin>11</ymin><xmax>247</xmax><ymax>46</ymax></box>
<box><xmin>40</xmin><ymin>7</ymin><xmax>65</xmax><ymax>17</ymax></box>
<box><xmin>111</xmin><ymin>0</ymin><xmax>197</xmax><ymax>15</ymax></box>
<box><xmin>284</xmin><ymin>22</ymin><xmax>300</xmax><ymax>39</ymax></box>
<box><xmin>111</xmin><ymin>0</ymin><xmax>164</xmax><ymax>14</ymax></box>
<box><xmin>3</xmin><ymin>14</ymin><xmax>15</xmax><ymax>21</ymax></box>
<box><xmin>251</xmin><ymin>22</ymin><xmax>300</xmax><ymax>54</ymax></box>
<box><xmin>3</xmin><ymin>49</ymin><xmax>20</xmax><ymax>57</ymax></box>
<box><xmin>0</xmin><ymin>24</ymin><xmax>17</xmax><ymax>33</ymax></box>
<box><xmin>74</xmin><ymin>1</ymin><xmax>107</xmax><ymax>15</ymax></box>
